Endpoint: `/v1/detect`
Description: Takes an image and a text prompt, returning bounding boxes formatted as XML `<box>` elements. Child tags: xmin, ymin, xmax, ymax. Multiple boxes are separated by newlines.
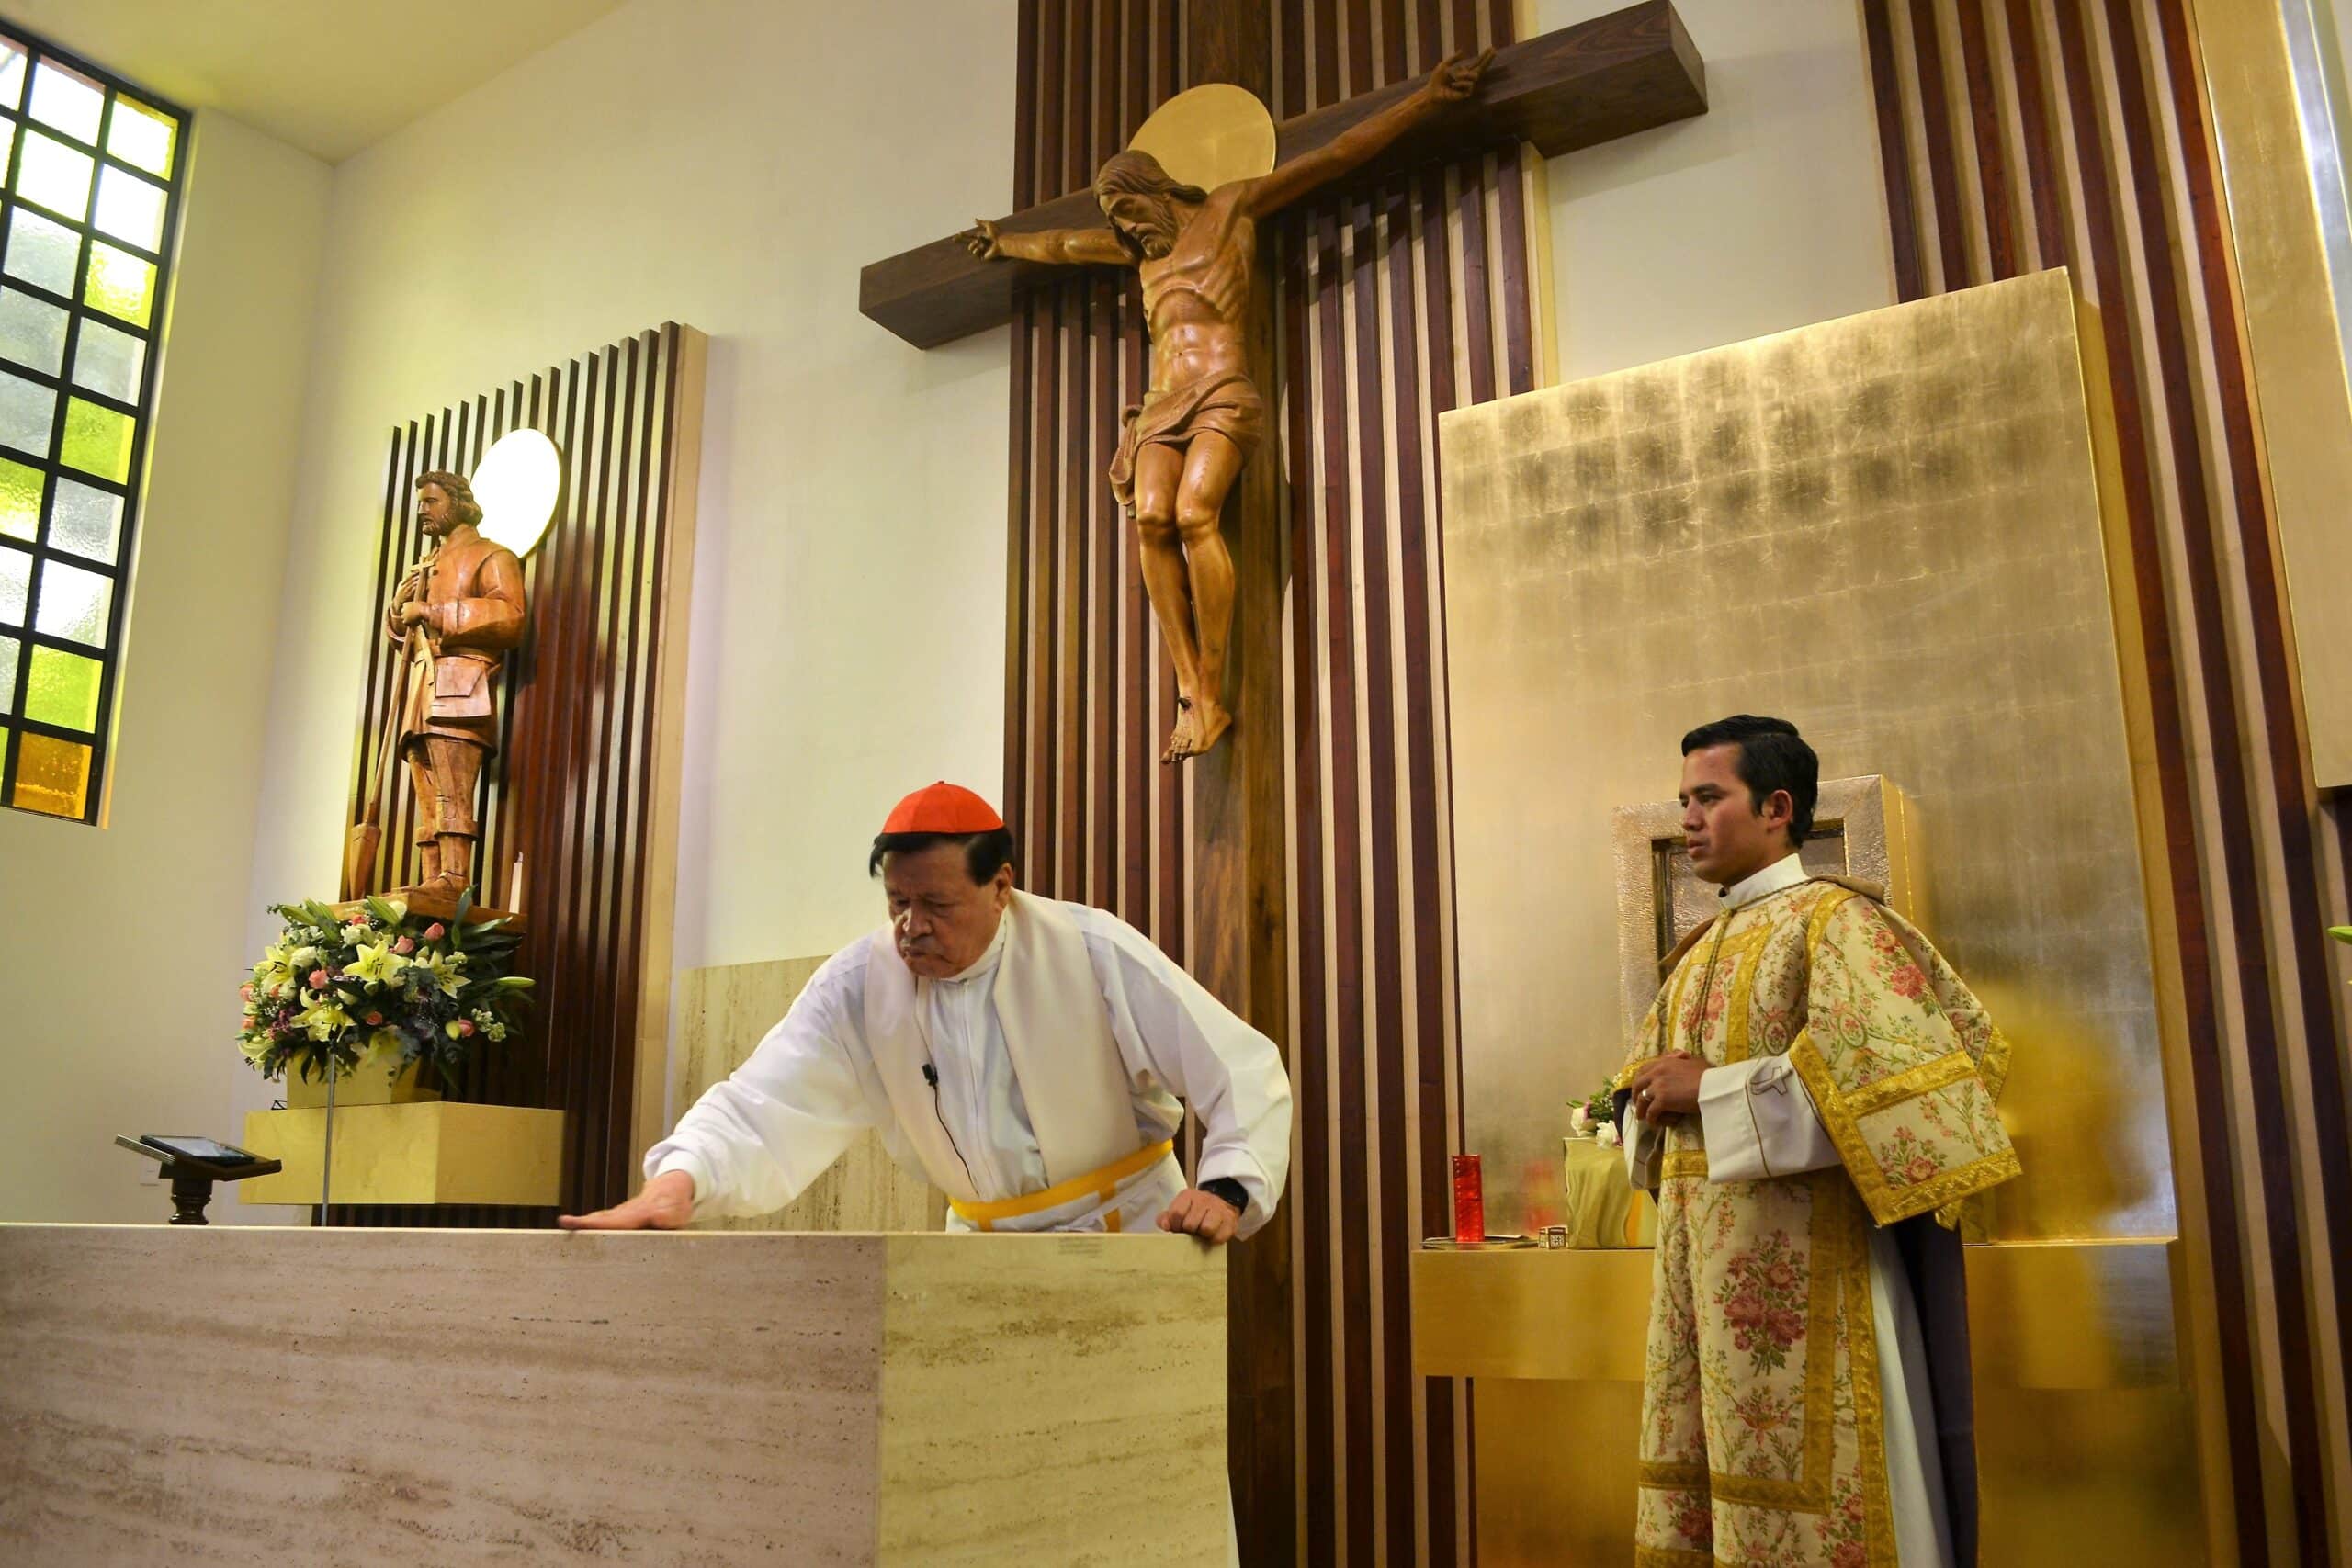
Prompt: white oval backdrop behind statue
<box><xmin>472</xmin><ymin>429</ymin><xmax>560</xmax><ymax>557</ymax></box>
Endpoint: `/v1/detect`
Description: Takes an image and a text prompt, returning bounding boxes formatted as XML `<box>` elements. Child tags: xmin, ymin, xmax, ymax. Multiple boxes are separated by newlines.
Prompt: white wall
<box><xmin>242</xmin><ymin>0</ymin><xmax>1020</xmax><ymax>1017</ymax></box>
<box><xmin>1532</xmin><ymin>0</ymin><xmax>1896</xmax><ymax>380</ymax></box>
<box><xmin>0</xmin><ymin>111</ymin><xmax>330</xmax><ymax>1223</ymax></box>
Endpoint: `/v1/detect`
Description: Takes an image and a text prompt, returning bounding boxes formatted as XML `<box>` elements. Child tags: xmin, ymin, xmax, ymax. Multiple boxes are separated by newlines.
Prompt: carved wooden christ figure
<box><xmin>967</xmin><ymin>51</ymin><xmax>1490</xmax><ymax>761</ymax></box>
<box><xmin>385</xmin><ymin>471</ymin><xmax>526</xmax><ymax>894</ymax></box>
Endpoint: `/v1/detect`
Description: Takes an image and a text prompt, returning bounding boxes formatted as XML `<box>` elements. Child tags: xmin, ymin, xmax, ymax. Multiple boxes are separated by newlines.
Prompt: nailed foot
<box><xmin>1163</xmin><ymin>698</ymin><xmax>1232</xmax><ymax>762</ymax></box>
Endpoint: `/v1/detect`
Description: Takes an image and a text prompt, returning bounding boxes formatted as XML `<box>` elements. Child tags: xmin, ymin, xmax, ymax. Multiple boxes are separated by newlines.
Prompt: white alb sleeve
<box><xmin>1696</xmin><ymin>1055</ymin><xmax>1841</xmax><ymax>1183</ymax></box>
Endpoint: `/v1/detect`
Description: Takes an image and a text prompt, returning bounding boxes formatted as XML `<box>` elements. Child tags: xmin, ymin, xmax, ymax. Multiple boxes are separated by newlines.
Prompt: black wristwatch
<box><xmin>1201</xmin><ymin>1177</ymin><xmax>1250</xmax><ymax>1216</ymax></box>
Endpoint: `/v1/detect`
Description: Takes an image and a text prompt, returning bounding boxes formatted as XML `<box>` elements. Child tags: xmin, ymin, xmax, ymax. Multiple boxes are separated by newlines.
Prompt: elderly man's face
<box><xmin>882</xmin><ymin>843</ymin><xmax>1012</xmax><ymax>979</ymax></box>
<box><xmin>417</xmin><ymin>482</ymin><xmax>460</xmax><ymax>538</ymax></box>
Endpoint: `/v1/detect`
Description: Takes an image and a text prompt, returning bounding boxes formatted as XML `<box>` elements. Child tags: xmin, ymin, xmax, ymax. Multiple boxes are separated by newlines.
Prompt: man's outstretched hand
<box><xmin>1156</xmin><ymin>1186</ymin><xmax>1242</xmax><ymax>1245</ymax></box>
<box><xmin>559</xmin><ymin>1168</ymin><xmax>695</xmax><ymax>1231</ymax></box>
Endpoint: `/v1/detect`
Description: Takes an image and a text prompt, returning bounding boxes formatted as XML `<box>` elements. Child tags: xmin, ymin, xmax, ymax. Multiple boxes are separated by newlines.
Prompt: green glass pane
<box><xmin>0</xmin><ymin>44</ymin><xmax>26</xmax><ymax>111</ymax></box>
<box><xmin>61</xmin><ymin>398</ymin><xmax>132</xmax><ymax>483</ymax></box>
<box><xmin>70</xmin><ymin>319</ymin><xmax>143</xmax><ymax>402</ymax></box>
<box><xmin>0</xmin><ymin>633</ymin><xmax>16</xmax><ymax>715</ymax></box>
<box><xmin>84</xmin><ymin>243</ymin><xmax>154</xmax><ymax>327</ymax></box>
<box><xmin>0</xmin><ymin>456</ymin><xmax>39</xmax><ymax>540</ymax></box>
<box><xmin>50</xmin><ymin>479</ymin><xmax>121</xmax><ymax>563</ymax></box>
<box><xmin>24</xmin><ymin>642</ymin><xmax>98</xmax><ymax>729</ymax></box>
<box><xmin>17</xmin><ymin>130</ymin><xmax>94</xmax><ymax>220</ymax></box>
<box><xmin>0</xmin><ymin>368</ymin><xmax>54</xmax><ymax>457</ymax></box>
<box><xmin>107</xmin><ymin>96</ymin><xmax>175</xmax><ymax>178</ymax></box>
<box><xmin>0</xmin><ymin>542</ymin><xmax>25</xmax><ymax>623</ymax></box>
<box><xmin>0</xmin><ymin>285</ymin><xmax>67</xmax><ymax>375</ymax></box>
<box><xmin>4</xmin><ymin>208</ymin><xmax>81</xmax><ymax>296</ymax></box>
<box><xmin>28</xmin><ymin>62</ymin><xmax>102</xmax><ymax>144</ymax></box>
<box><xmin>13</xmin><ymin>729</ymin><xmax>92</xmax><ymax>817</ymax></box>
<box><xmin>93</xmin><ymin>165</ymin><xmax>164</xmax><ymax>252</ymax></box>
<box><xmin>33</xmin><ymin>557</ymin><xmax>108</xmax><ymax>646</ymax></box>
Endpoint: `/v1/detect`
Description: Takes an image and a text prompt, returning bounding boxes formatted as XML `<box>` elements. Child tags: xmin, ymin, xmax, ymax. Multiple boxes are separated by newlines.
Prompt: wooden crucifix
<box><xmin>859</xmin><ymin>5</ymin><xmax>1702</xmax><ymax>1555</ymax></box>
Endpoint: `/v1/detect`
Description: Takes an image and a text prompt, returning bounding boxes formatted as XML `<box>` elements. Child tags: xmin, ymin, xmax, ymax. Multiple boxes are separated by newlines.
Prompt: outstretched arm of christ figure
<box><xmin>1241</xmin><ymin>48</ymin><xmax>1492</xmax><ymax>218</ymax></box>
<box><xmin>962</xmin><ymin>217</ymin><xmax>1133</xmax><ymax>267</ymax></box>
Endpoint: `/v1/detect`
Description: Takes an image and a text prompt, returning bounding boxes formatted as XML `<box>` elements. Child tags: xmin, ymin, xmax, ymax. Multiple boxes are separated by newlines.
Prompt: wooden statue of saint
<box><xmin>966</xmin><ymin>50</ymin><xmax>1491</xmax><ymax>761</ymax></box>
<box><xmin>383</xmin><ymin>470</ymin><xmax>526</xmax><ymax>895</ymax></box>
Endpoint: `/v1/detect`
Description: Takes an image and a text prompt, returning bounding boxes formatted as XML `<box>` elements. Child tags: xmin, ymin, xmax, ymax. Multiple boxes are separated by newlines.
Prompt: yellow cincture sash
<box><xmin>948</xmin><ymin>1138</ymin><xmax>1176</xmax><ymax>1232</ymax></box>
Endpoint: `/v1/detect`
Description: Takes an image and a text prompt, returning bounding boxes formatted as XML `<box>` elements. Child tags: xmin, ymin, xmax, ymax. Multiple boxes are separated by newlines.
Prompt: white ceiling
<box><xmin>5</xmin><ymin>0</ymin><xmax>629</xmax><ymax>164</ymax></box>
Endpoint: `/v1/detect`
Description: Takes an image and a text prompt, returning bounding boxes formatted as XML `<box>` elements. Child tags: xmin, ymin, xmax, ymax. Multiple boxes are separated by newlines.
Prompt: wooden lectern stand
<box><xmin>0</xmin><ymin>1225</ymin><xmax>1227</xmax><ymax>1564</ymax></box>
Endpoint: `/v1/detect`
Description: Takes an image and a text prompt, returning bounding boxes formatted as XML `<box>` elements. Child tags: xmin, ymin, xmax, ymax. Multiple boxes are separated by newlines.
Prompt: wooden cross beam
<box><xmin>858</xmin><ymin>0</ymin><xmax>1705</xmax><ymax>349</ymax></box>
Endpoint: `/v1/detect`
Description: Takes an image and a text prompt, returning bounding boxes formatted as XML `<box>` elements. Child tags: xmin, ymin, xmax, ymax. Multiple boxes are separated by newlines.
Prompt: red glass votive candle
<box><xmin>1452</xmin><ymin>1154</ymin><xmax>1484</xmax><ymax>1244</ymax></box>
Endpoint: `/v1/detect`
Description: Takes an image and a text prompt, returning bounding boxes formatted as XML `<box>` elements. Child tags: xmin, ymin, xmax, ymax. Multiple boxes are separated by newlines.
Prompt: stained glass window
<box><xmin>0</xmin><ymin>29</ymin><xmax>182</xmax><ymax>822</ymax></box>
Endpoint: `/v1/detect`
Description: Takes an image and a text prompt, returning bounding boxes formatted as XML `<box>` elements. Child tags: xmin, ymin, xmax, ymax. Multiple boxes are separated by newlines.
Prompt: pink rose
<box><xmin>365</xmin><ymin>1011</ymin><xmax>383</xmax><ymax>1026</ymax></box>
<box><xmin>424</xmin><ymin>923</ymin><xmax>447</xmax><ymax>941</ymax></box>
<box><xmin>346</xmin><ymin>912</ymin><xmax>368</xmax><ymax>927</ymax></box>
<box><xmin>239</xmin><ymin>984</ymin><xmax>254</xmax><ymax>1001</ymax></box>
<box><xmin>457</xmin><ymin>1018</ymin><xmax>477</xmax><ymax>1037</ymax></box>
<box><xmin>394</xmin><ymin>936</ymin><xmax>415</xmax><ymax>954</ymax></box>
<box><xmin>309</xmin><ymin>969</ymin><xmax>330</xmax><ymax>988</ymax></box>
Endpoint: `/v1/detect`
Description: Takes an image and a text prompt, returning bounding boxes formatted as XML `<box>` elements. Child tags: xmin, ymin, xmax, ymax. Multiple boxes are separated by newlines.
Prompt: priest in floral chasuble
<box><xmin>1616</xmin><ymin>716</ymin><xmax>2018</xmax><ymax>1568</ymax></box>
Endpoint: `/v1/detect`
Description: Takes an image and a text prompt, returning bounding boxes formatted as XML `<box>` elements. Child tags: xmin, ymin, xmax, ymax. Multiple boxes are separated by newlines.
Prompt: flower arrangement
<box><xmin>1566</xmin><ymin>1079</ymin><xmax>1623</xmax><ymax>1147</ymax></box>
<box><xmin>238</xmin><ymin>894</ymin><xmax>532</xmax><ymax>1089</ymax></box>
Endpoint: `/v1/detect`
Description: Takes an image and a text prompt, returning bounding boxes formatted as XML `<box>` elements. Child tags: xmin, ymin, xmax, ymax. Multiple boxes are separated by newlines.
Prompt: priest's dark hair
<box><xmin>868</xmin><ymin>827</ymin><xmax>1019</xmax><ymax>883</ymax></box>
<box><xmin>415</xmin><ymin>469</ymin><xmax>483</xmax><ymax>527</ymax></box>
<box><xmin>1680</xmin><ymin>715</ymin><xmax>1818</xmax><ymax>847</ymax></box>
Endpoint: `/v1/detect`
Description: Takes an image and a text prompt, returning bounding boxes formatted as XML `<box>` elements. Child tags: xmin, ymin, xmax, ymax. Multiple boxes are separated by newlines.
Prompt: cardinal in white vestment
<box><xmin>560</xmin><ymin>781</ymin><xmax>1292</xmax><ymax>1243</ymax></box>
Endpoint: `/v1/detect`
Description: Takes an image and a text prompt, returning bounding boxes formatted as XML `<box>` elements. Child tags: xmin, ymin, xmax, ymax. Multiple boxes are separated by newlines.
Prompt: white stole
<box><xmin>862</xmin><ymin>891</ymin><xmax>1136</xmax><ymax>1201</ymax></box>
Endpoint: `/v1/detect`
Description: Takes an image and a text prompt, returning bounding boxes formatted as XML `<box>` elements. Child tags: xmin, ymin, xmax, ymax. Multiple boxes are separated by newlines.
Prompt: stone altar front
<box><xmin>0</xmin><ymin>1225</ymin><xmax>1227</xmax><ymax>1565</ymax></box>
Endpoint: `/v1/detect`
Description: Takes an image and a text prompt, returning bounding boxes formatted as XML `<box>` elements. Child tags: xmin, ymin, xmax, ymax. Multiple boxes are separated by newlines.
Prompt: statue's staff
<box><xmin>341</xmin><ymin>590</ymin><xmax>430</xmax><ymax>901</ymax></box>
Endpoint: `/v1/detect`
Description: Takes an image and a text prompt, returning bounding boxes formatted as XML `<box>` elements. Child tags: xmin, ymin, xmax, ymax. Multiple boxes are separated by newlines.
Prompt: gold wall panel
<box><xmin>2195</xmin><ymin>0</ymin><xmax>2352</xmax><ymax>786</ymax></box>
<box><xmin>1438</xmin><ymin>269</ymin><xmax>2177</xmax><ymax>1245</ymax></box>
<box><xmin>1415</xmin><ymin>1240</ymin><xmax>2202</xmax><ymax>1567</ymax></box>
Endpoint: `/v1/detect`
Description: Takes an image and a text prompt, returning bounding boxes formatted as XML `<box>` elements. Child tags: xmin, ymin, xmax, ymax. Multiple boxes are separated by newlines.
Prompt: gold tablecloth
<box><xmin>1560</xmin><ymin>1136</ymin><xmax>1653</xmax><ymax>1247</ymax></box>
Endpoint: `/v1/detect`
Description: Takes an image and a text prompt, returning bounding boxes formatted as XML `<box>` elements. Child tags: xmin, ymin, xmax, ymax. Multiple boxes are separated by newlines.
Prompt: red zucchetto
<box><xmin>882</xmin><ymin>781</ymin><xmax>1005</xmax><ymax>835</ymax></box>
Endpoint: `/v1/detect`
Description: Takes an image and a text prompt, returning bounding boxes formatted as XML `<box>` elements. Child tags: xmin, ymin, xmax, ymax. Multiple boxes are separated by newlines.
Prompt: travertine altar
<box><xmin>0</xmin><ymin>1225</ymin><xmax>1227</xmax><ymax>1565</ymax></box>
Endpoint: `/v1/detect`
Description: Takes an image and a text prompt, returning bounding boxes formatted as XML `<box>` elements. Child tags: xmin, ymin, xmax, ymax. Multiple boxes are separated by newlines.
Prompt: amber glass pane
<box><xmin>107</xmin><ymin>96</ymin><xmax>175</xmax><ymax>177</ymax></box>
<box><xmin>61</xmin><ymin>397</ymin><xmax>133</xmax><ymax>483</ymax></box>
<box><xmin>13</xmin><ymin>728</ymin><xmax>91</xmax><ymax>817</ymax></box>
<box><xmin>83</xmin><ymin>242</ymin><xmax>155</xmax><ymax>328</ymax></box>
<box><xmin>24</xmin><ymin>642</ymin><xmax>98</xmax><ymax>729</ymax></box>
<box><xmin>0</xmin><ymin>456</ymin><xmax>38</xmax><ymax>540</ymax></box>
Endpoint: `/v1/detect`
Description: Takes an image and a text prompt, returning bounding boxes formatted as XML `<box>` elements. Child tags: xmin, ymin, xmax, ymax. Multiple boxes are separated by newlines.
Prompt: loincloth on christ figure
<box><xmin>1106</xmin><ymin>370</ymin><xmax>1265</xmax><ymax>511</ymax></box>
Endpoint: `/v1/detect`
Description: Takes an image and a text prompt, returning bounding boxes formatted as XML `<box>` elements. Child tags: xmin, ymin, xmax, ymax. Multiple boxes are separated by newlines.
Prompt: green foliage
<box><xmin>237</xmin><ymin>892</ymin><xmax>534</xmax><ymax>1090</ymax></box>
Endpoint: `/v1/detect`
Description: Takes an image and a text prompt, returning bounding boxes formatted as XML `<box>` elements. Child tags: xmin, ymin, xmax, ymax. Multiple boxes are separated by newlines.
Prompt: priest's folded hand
<box><xmin>1156</xmin><ymin>1186</ymin><xmax>1242</xmax><ymax>1244</ymax></box>
<box><xmin>1629</xmin><ymin>1050</ymin><xmax>1705</xmax><ymax>1123</ymax></box>
<box><xmin>557</xmin><ymin>1168</ymin><xmax>695</xmax><ymax>1231</ymax></box>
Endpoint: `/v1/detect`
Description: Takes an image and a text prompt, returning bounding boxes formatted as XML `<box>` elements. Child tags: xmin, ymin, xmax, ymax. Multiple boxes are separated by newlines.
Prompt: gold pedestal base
<box><xmin>239</xmin><ymin>1102</ymin><xmax>564</xmax><ymax>1207</ymax></box>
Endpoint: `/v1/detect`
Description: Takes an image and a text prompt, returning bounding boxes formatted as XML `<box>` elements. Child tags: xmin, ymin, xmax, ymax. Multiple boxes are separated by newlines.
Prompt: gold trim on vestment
<box><xmin>1633</xmin><ymin>1547</ymin><xmax>1715</xmax><ymax>1567</ymax></box>
<box><xmin>1843</xmin><ymin>1049</ymin><xmax>1979</xmax><ymax>1117</ymax></box>
<box><xmin>1661</xmin><ymin>1150</ymin><xmax>1711</xmax><ymax>1180</ymax></box>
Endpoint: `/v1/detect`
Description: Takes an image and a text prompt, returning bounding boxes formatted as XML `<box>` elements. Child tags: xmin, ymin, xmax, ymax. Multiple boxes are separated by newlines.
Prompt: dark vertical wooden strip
<box><xmin>1032</xmin><ymin>288</ymin><xmax>1063</xmax><ymax>895</ymax></box>
<box><xmin>1952</xmin><ymin>0</ymin><xmax>2021</xmax><ymax>279</ymax></box>
<box><xmin>1350</xmin><ymin>184</ymin><xmax>1416</xmax><ymax>1565</ymax></box>
<box><xmin>1316</xmin><ymin>201</ymin><xmax>1373</xmax><ymax>1568</ymax></box>
<box><xmin>1455</xmin><ymin>165</ymin><xmax>1496</xmax><ymax>406</ymax></box>
<box><xmin>1493</xmin><ymin>145</ymin><xmax>1534</xmax><ymax>395</ymax></box>
<box><xmin>1313</xmin><ymin>0</ymin><xmax>1341</xmax><ymax>110</ymax></box>
<box><xmin>1281</xmin><ymin>0</ymin><xmax>1308</xmax><ymax>118</ymax></box>
<box><xmin>2001</xmin><ymin>0</ymin><xmax>2073</xmax><ymax>271</ymax></box>
<box><xmin>1287</xmin><ymin>214</ymin><xmax>1338</xmax><ymax>1563</ymax></box>
<box><xmin>1058</xmin><ymin>280</ymin><xmax>1090</xmax><ymax>897</ymax></box>
<box><xmin>1861</xmin><ymin>0</ymin><xmax>1928</xmax><ymax>301</ymax></box>
<box><xmin>2047</xmin><ymin>3</ymin><xmax>2332</xmax><ymax>1554</ymax></box>
<box><xmin>1345</xmin><ymin>0</ymin><xmax>1372</xmax><ymax>103</ymax></box>
<box><xmin>1906</xmin><ymin>0</ymin><xmax>1973</xmax><ymax>289</ymax></box>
